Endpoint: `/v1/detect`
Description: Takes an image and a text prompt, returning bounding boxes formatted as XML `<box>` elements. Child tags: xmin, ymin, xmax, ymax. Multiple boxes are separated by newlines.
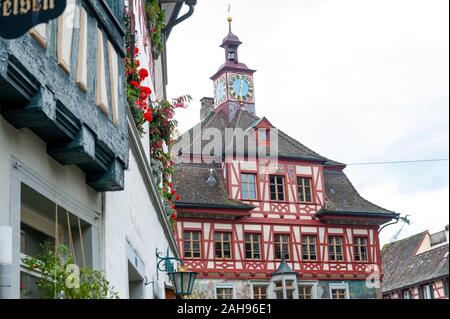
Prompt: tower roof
<box><xmin>220</xmin><ymin>16</ymin><xmax>242</xmax><ymax>47</ymax></box>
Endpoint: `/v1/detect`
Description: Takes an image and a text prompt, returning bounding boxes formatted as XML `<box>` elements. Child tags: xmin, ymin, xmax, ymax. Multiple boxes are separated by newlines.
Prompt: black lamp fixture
<box><xmin>155</xmin><ymin>248</ymin><xmax>197</xmax><ymax>296</ymax></box>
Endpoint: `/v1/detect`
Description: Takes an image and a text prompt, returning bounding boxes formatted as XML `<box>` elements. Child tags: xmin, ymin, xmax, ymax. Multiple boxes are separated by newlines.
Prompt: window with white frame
<box><xmin>299</xmin><ymin>285</ymin><xmax>314</xmax><ymax>299</ymax></box>
<box><xmin>19</xmin><ymin>184</ymin><xmax>93</xmax><ymax>299</ymax></box>
<box><xmin>241</xmin><ymin>173</ymin><xmax>257</xmax><ymax>200</ymax></box>
<box><xmin>216</xmin><ymin>285</ymin><xmax>234</xmax><ymax>299</ymax></box>
<box><xmin>330</xmin><ymin>284</ymin><xmax>349</xmax><ymax>299</ymax></box>
<box><xmin>252</xmin><ymin>284</ymin><xmax>268</xmax><ymax>299</ymax></box>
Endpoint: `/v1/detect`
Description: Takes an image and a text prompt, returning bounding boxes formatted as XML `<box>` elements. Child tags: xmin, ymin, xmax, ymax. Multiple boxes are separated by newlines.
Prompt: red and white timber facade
<box><xmin>172</xmin><ymin>19</ymin><xmax>398</xmax><ymax>299</ymax></box>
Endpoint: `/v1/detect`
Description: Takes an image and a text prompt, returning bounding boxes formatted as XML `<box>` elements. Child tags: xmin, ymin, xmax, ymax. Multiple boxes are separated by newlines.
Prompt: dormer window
<box><xmin>259</xmin><ymin>129</ymin><xmax>270</xmax><ymax>144</ymax></box>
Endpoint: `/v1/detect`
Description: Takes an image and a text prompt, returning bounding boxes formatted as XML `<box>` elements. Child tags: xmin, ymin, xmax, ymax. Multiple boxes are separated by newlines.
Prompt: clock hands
<box><xmin>239</xmin><ymin>77</ymin><xmax>244</xmax><ymax>101</ymax></box>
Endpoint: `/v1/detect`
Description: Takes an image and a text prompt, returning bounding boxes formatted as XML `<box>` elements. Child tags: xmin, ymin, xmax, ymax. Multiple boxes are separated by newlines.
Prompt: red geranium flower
<box><xmin>134</xmin><ymin>47</ymin><xmax>139</xmax><ymax>56</ymax></box>
<box><xmin>171</xmin><ymin>189</ymin><xmax>176</xmax><ymax>195</ymax></box>
<box><xmin>171</xmin><ymin>213</ymin><xmax>177</xmax><ymax>221</ymax></box>
<box><xmin>140</xmin><ymin>86</ymin><xmax>152</xmax><ymax>95</ymax></box>
<box><xmin>130</xmin><ymin>81</ymin><xmax>139</xmax><ymax>88</ymax></box>
<box><xmin>144</xmin><ymin>109</ymin><xmax>153</xmax><ymax>122</ymax></box>
<box><xmin>139</xmin><ymin>68</ymin><xmax>149</xmax><ymax>81</ymax></box>
<box><xmin>176</xmin><ymin>194</ymin><xmax>181</xmax><ymax>201</ymax></box>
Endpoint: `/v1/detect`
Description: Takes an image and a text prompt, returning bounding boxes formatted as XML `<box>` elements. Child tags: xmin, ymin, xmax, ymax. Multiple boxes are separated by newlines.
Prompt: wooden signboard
<box><xmin>0</xmin><ymin>0</ymin><xmax>67</xmax><ymax>39</ymax></box>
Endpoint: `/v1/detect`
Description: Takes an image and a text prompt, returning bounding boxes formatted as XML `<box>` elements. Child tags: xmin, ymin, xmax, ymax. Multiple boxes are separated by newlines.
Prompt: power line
<box><xmin>346</xmin><ymin>158</ymin><xmax>449</xmax><ymax>166</ymax></box>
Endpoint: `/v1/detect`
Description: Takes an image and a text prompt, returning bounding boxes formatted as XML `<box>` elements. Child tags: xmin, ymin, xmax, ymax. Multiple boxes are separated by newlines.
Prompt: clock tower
<box><xmin>210</xmin><ymin>17</ymin><xmax>256</xmax><ymax>122</ymax></box>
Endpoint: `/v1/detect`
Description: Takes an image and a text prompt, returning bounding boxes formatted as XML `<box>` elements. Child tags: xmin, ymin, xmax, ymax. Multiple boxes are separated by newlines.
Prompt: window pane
<box><xmin>20</xmin><ymin>272</ymin><xmax>41</xmax><ymax>299</ymax></box>
<box><xmin>20</xmin><ymin>223</ymin><xmax>54</xmax><ymax>257</ymax></box>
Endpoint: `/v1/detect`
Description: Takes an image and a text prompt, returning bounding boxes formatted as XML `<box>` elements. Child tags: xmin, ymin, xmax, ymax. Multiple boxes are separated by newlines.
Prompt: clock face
<box><xmin>228</xmin><ymin>73</ymin><xmax>254</xmax><ymax>102</ymax></box>
<box><xmin>214</xmin><ymin>76</ymin><xmax>227</xmax><ymax>106</ymax></box>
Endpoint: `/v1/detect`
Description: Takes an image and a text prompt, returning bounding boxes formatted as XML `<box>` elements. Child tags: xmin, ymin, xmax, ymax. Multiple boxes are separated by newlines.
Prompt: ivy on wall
<box><xmin>145</xmin><ymin>0</ymin><xmax>166</xmax><ymax>60</ymax></box>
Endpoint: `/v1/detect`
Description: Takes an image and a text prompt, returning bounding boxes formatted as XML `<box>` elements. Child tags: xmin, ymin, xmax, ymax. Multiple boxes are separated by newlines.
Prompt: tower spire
<box><xmin>227</xmin><ymin>4</ymin><xmax>232</xmax><ymax>33</ymax></box>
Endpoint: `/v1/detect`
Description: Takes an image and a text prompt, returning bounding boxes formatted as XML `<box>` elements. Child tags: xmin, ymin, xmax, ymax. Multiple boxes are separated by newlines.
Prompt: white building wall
<box><xmin>0</xmin><ymin>118</ymin><xmax>102</xmax><ymax>226</ymax></box>
<box><xmin>104</xmin><ymin>149</ymin><xmax>177</xmax><ymax>299</ymax></box>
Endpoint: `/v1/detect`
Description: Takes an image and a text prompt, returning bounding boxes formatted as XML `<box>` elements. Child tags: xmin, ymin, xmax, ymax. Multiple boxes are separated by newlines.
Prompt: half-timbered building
<box><xmin>172</xmin><ymin>19</ymin><xmax>399</xmax><ymax>299</ymax></box>
<box><xmin>0</xmin><ymin>0</ymin><xmax>197</xmax><ymax>299</ymax></box>
<box><xmin>381</xmin><ymin>226</ymin><xmax>449</xmax><ymax>299</ymax></box>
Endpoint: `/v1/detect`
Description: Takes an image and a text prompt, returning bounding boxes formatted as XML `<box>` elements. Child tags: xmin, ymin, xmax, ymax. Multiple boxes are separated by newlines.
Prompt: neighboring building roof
<box><xmin>318</xmin><ymin>169</ymin><xmax>397</xmax><ymax>217</ymax></box>
<box><xmin>381</xmin><ymin>232</ymin><xmax>449</xmax><ymax>293</ymax></box>
<box><xmin>173</xmin><ymin>162</ymin><xmax>253</xmax><ymax>210</ymax></box>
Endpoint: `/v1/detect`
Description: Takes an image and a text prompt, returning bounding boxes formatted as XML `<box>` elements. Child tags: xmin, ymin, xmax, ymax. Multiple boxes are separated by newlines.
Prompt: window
<box><xmin>253</xmin><ymin>285</ymin><xmax>268</xmax><ymax>299</ymax></box>
<box><xmin>331</xmin><ymin>289</ymin><xmax>347</xmax><ymax>299</ymax></box>
<box><xmin>274</xmin><ymin>281</ymin><xmax>284</xmax><ymax>299</ymax></box>
<box><xmin>443</xmin><ymin>278</ymin><xmax>449</xmax><ymax>298</ymax></box>
<box><xmin>297</xmin><ymin>177</ymin><xmax>313</xmax><ymax>203</ymax></box>
<box><xmin>245</xmin><ymin>233</ymin><xmax>261</xmax><ymax>259</ymax></box>
<box><xmin>215</xmin><ymin>232</ymin><xmax>232</xmax><ymax>259</ymax></box>
<box><xmin>285</xmin><ymin>280</ymin><xmax>295</xmax><ymax>299</ymax></box>
<box><xmin>299</xmin><ymin>285</ymin><xmax>313</xmax><ymax>299</ymax></box>
<box><xmin>184</xmin><ymin>231</ymin><xmax>201</xmax><ymax>258</ymax></box>
<box><xmin>216</xmin><ymin>287</ymin><xmax>233</xmax><ymax>299</ymax></box>
<box><xmin>302</xmin><ymin>235</ymin><xmax>318</xmax><ymax>261</ymax></box>
<box><xmin>402</xmin><ymin>289</ymin><xmax>412</xmax><ymax>299</ymax></box>
<box><xmin>353</xmin><ymin>237</ymin><xmax>368</xmax><ymax>262</ymax></box>
<box><xmin>19</xmin><ymin>184</ymin><xmax>94</xmax><ymax>299</ymax></box>
<box><xmin>259</xmin><ymin>129</ymin><xmax>270</xmax><ymax>143</ymax></box>
<box><xmin>420</xmin><ymin>283</ymin><xmax>434</xmax><ymax>299</ymax></box>
<box><xmin>269</xmin><ymin>175</ymin><xmax>285</xmax><ymax>201</ymax></box>
<box><xmin>241</xmin><ymin>173</ymin><xmax>257</xmax><ymax>200</ymax></box>
<box><xmin>328</xmin><ymin>236</ymin><xmax>344</xmax><ymax>261</ymax></box>
<box><xmin>274</xmin><ymin>234</ymin><xmax>290</xmax><ymax>260</ymax></box>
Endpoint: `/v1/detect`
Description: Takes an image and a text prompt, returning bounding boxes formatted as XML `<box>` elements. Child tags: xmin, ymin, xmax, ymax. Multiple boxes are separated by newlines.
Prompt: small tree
<box><xmin>23</xmin><ymin>243</ymin><xmax>118</xmax><ymax>299</ymax></box>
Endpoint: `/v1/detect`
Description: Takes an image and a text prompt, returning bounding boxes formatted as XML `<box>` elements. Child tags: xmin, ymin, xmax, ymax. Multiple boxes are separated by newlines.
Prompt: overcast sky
<box><xmin>166</xmin><ymin>0</ymin><xmax>449</xmax><ymax>245</ymax></box>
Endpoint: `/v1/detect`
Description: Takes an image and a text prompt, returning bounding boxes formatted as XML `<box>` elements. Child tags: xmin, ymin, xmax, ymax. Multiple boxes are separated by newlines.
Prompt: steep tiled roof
<box><xmin>175</xmin><ymin>108</ymin><xmax>340</xmax><ymax>163</ymax></box>
<box><xmin>320</xmin><ymin>169</ymin><xmax>396</xmax><ymax>216</ymax></box>
<box><xmin>381</xmin><ymin>233</ymin><xmax>449</xmax><ymax>292</ymax></box>
<box><xmin>173</xmin><ymin>162</ymin><xmax>253</xmax><ymax>210</ymax></box>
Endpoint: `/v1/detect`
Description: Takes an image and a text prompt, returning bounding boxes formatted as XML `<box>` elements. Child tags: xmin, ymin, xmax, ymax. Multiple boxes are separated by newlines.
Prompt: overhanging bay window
<box><xmin>270</xmin><ymin>259</ymin><xmax>299</xmax><ymax>299</ymax></box>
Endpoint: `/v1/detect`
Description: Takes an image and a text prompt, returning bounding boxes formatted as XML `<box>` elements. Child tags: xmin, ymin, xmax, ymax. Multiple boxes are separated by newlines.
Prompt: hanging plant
<box><xmin>145</xmin><ymin>0</ymin><xmax>166</xmax><ymax>60</ymax></box>
<box><xmin>22</xmin><ymin>243</ymin><xmax>119</xmax><ymax>299</ymax></box>
<box><xmin>124</xmin><ymin>4</ymin><xmax>191</xmax><ymax>227</ymax></box>
<box><xmin>150</xmin><ymin>96</ymin><xmax>191</xmax><ymax>226</ymax></box>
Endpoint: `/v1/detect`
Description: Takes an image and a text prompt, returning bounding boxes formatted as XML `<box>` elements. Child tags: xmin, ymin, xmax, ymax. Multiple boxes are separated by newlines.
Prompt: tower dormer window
<box><xmin>228</xmin><ymin>47</ymin><xmax>236</xmax><ymax>62</ymax></box>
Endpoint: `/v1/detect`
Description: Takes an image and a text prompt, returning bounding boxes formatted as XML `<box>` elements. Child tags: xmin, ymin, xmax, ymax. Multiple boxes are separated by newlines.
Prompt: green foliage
<box><xmin>22</xmin><ymin>243</ymin><xmax>119</xmax><ymax>299</ymax></box>
<box><xmin>145</xmin><ymin>0</ymin><xmax>166</xmax><ymax>60</ymax></box>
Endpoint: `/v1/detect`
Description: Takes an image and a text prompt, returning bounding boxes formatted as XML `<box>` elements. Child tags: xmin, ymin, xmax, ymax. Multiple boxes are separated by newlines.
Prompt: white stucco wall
<box><xmin>103</xmin><ymin>146</ymin><xmax>177</xmax><ymax>299</ymax></box>
<box><xmin>0</xmin><ymin>117</ymin><xmax>101</xmax><ymax>226</ymax></box>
